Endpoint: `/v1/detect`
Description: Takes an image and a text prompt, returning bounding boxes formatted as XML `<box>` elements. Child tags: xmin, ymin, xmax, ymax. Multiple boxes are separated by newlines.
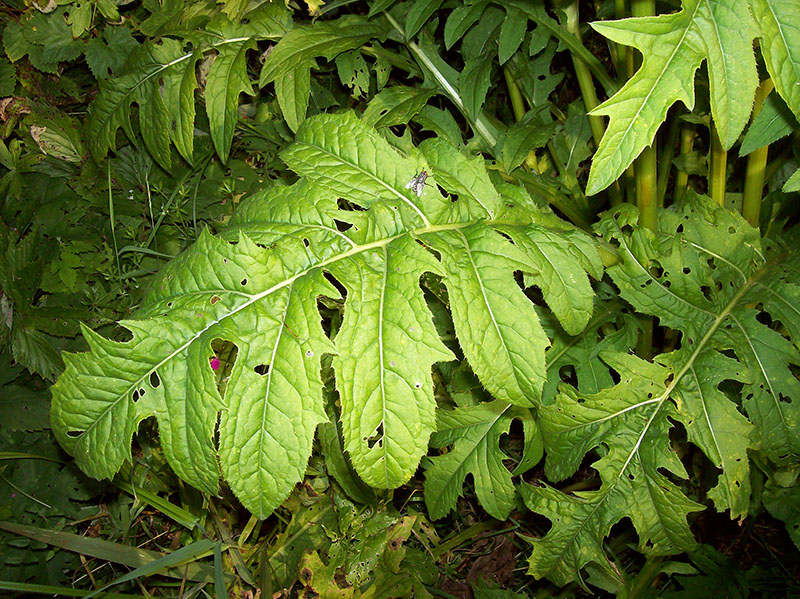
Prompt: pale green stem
<box><xmin>504</xmin><ymin>67</ymin><xmax>540</xmax><ymax>172</ymax></box>
<box><xmin>504</xmin><ymin>67</ymin><xmax>526</xmax><ymax>122</ymax></box>
<box><xmin>636</xmin><ymin>144</ymin><xmax>658</xmax><ymax>231</ymax></box>
<box><xmin>742</xmin><ymin>78</ymin><xmax>775</xmax><ymax>227</ymax></box>
<box><xmin>632</xmin><ymin>0</ymin><xmax>655</xmax><ymax>362</ymax></box>
<box><xmin>709</xmin><ymin>124</ymin><xmax>727</xmax><ymax>206</ymax></box>
<box><xmin>383</xmin><ymin>11</ymin><xmax>498</xmax><ymax>150</ymax></box>
<box><xmin>674</xmin><ymin>124</ymin><xmax>694</xmax><ymax>201</ymax></box>
<box><xmin>657</xmin><ymin>109</ymin><xmax>681</xmax><ymax>206</ymax></box>
<box><xmin>563</xmin><ymin>1</ymin><xmax>624</xmax><ymax>207</ymax></box>
<box><xmin>614</xmin><ymin>0</ymin><xmax>629</xmax><ymax>76</ymax></box>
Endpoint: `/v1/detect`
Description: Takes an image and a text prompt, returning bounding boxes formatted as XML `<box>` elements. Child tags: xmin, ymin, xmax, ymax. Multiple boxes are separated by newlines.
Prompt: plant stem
<box><xmin>562</xmin><ymin>2</ymin><xmax>603</xmax><ymax>147</ymax></box>
<box><xmin>709</xmin><ymin>124</ymin><xmax>727</xmax><ymax>206</ymax></box>
<box><xmin>626</xmin><ymin>555</ymin><xmax>665</xmax><ymax>598</ymax></box>
<box><xmin>742</xmin><ymin>78</ymin><xmax>775</xmax><ymax>227</ymax></box>
<box><xmin>562</xmin><ymin>1</ymin><xmax>624</xmax><ymax>206</ymax></box>
<box><xmin>674</xmin><ymin>124</ymin><xmax>694</xmax><ymax>201</ymax></box>
<box><xmin>636</xmin><ymin>144</ymin><xmax>658</xmax><ymax>231</ymax></box>
<box><xmin>504</xmin><ymin>67</ymin><xmax>526</xmax><ymax>122</ymax></box>
<box><xmin>631</xmin><ymin>0</ymin><xmax>656</xmax><ymax>361</ymax></box>
<box><xmin>630</xmin><ymin>0</ymin><xmax>657</xmax><ymax>230</ymax></box>
<box><xmin>504</xmin><ymin>67</ymin><xmax>540</xmax><ymax>171</ymax></box>
<box><xmin>657</xmin><ymin>108</ymin><xmax>681</xmax><ymax>206</ymax></box>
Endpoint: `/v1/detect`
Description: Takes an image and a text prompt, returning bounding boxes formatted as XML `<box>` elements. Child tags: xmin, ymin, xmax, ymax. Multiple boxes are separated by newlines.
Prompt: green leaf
<box><xmin>498</xmin><ymin>0</ymin><xmax>617</xmax><ymax>95</ymax></box>
<box><xmin>459</xmin><ymin>55</ymin><xmax>493</xmax><ymax>121</ymax></box>
<box><xmin>11</xmin><ymin>327</ymin><xmax>62</xmax><ymax>382</ymax></box>
<box><xmin>542</xmin><ymin>297</ymin><xmax>639</xmax><ymax>404</ymax></box>
<box><xmin>751</xmin><ymin>0</ymin><xmax>800</xmax><ymax>119</ymax></box>
<box><xmin>412</xmin><ymin>105</ymin><xmax>464</xmax><ymax>147</ymax></box>
<box><xmin>85</xmin><ymin>26</ymin><xmax>139</xmax><ymax>80</ymax></box>
<box><xmin>502</xmin><ymin>107</ymin><xmax>555</xmax><ymax>172</ymax></box>
<box><xmin>444</xmin><ymin>1</ymin><xmax>488</xmax><ymax>50</ymax></box>
<box><xmin>587</xmin><ymin>0</ymin><xmax>759</xmax><ymax>194</ymax></box>
<box><xmin>206</xmin><ymin>39</ymin><xmax>255</xmax><ymax>163</ymax></box>
<box><xmin>498</xmin><ymin>7</ymin><xmax>526</xmax><ymax>64</ymax></box>
<box><xmin>551</xmin><ymin>101</ymin><xmax>593</xmax><ymax>181</ymax></box>
<box><xmin>507</xmin><ymin>40</ymin><xmax>564</xmax><ymax>107</ymax></box>
<box><xmin>275</xmin><ymin>61</ymin><xmax>312</xmax><ymax>133</ymax></box>
<box><xmin>86</xmin><ymin>39</ymin><xmax>191</xmax><ymax>168</ymax></box>
<box><xmin>524</xmin><ymin>195</ymin><xmax>800</xmax><ymax>584</ymax></box>
<box><xmin>52</xmin><ymin>112</ymin><xmax>601</xmax><ymax>515</ymax></box>
<box><xmin>405</xmin><ymin>0</ymin><xmax>444</xmax><ymax>40</ymax></box>
<box><xmin>3</xmin><ymin>21</ymin><xmax>30</xmax><ymax>62</ymax></box>
<box><xmin>335</xmin><ymin>49</ymin><xmax>370</xmax><ymax>98</ymax></box>
<box><xmin>598</xmin><ymin>197</ymin><xmax>800</xmax><ymax>469</ymax></box>
<box><xmin>523</xmin><ymin>353</ymin><xmax>704</xmax><ymax>586</ymax></box>
<box><xmin>259</xmin><ymin>19</ymin><xmax>385</xmax><ymax>87</ymax></box>
<box><xmin>362</xmin><ymin>86</ymin><xmax>437</xmax><ymax>128</ymax></box>
<box><xmin>425</xmin><ymin>401</ymin><xmax>532</xmax><ymax>520</ymax></box>
<box><xmin>763</xmin><ymin>482</ymin><xmax>800</xmax><ymax>550</ymax></box>
<box><xmin>739</xmin><ymin>90</ymin><xmax>799</xmax><ymax>156</ymax></box>
<box><xmin>0</xmin><ymin>58</ymin><xmax>16</xmax><ymax>96</ymax></box>
<box><xmin>783</xmin><ymin>167</ymin><xmax>800</xmax><ymax>192</ymax></box>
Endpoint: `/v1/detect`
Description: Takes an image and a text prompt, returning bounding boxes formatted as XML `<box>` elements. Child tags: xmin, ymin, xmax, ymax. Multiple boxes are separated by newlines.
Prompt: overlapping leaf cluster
<box><xmin>522</xmin><ymin>195</ymin><xmax>800</xmax><ymax>585</ymax></box>
<box><xmin>51</xmin><ymin>112</ymin><xmax>602</xmax><ymax>517</ymax></box>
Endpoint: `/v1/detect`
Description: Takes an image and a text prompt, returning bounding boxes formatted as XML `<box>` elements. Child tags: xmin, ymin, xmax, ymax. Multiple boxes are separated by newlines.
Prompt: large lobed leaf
<box><xmin>51</xmin><ymin>112</ymin><xmax>603</xmax><ymax>517</ymax></box>
<box><xmin>523</xmin><ymin>194</ymin><xmax>800</xmax><ymax>585</ymax></box>
<box><xmin>587</xmin><ymin>0</ymin><xmax>758</xmax><ymax>194</ymax></box>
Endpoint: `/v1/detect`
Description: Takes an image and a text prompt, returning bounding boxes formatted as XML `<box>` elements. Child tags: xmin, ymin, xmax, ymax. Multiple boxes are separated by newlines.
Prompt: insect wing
<box><xmin>405</xmin><ymin>170</ymin><xmax>428</xmax><ymax>197</ymax></box>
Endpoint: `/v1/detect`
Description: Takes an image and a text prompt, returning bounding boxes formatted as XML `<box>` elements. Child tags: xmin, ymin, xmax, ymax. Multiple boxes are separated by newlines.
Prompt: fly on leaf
<box><xmin>405</xmin><ymin>170</ymin><xmax>429</xmax><ymax>197</ymax></box>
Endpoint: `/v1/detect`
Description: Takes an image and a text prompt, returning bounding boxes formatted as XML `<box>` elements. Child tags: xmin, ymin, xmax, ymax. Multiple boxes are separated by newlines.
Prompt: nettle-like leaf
<box><xmin>587</xmin><ymin>0</ymin><xmax>759</xmax><ymax>194</ymax></box>
<box><xmin>51</xmin><ymin>112</ymin><xmax>603</xmax><ymax>517</ymax></box>
<box><xmin>423</xmin><ymin>400</ymin><xmax>542</xmax><ymax>520</ymax></box>
<box><xmin>523</xmin><ymin>194</ymin><xmax>800</xmax><ymax>585</ymax></box>
<box><xmin>258</xmin><ymin>18</ymin><xmax>387</xmax><ymax>131</ymax></box>
<box><xmin>86</xmin><ymin>6</ymin><xmax>289</xmax><ymax>168</ymax></box>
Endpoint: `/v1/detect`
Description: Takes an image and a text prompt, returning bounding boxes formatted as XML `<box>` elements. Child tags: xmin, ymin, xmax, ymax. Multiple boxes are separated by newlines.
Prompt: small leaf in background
<box><xmin>587</xmin><ymin>0</ymin><xmax>758</xmax><ymax>194</ymax></box>
<box><xmin>424</xmin><ymin>400</ymin><xmax>533</xmax><ymax>520</ymax></box>
<box><xmin>275</xmin><ymin>61</ymin><xmax>312</xmax><ymax>133</ymax></box>
<box><xmin>459</xmin><ymin>55</ymin><xmax>493</xmax><ymax>120</ymax></box>
<box><xmin>412</xmin><ymin>105</ymin><xmax>464</xmax><ymax>147</ymax></box>
<box><xmin>783</xmin><ymin>167</ymin><xmax>800</xmax><ymax>192</ymax></box>
<box><xmin>501</xmin><ymin>106</ymin><xmax>555</xmax><ymax>172</ymax></box>
<box><xmin>497</xmin><ymin>6</ymin><xmax>526</xmax><ymax>64</ymax></box>
<box><xmin>751</xmin><ymin>0</ymin><xmax>800</xmax><ymax>120</ymax></box>
<box><xmin>551</xmin><ymin>100</ymin><xmax>592</xmax><ymax>179</ymax></box>
<box><xmin>444</xmin><ymin>0</ymin><xmax>488</xmax><ymax>50</ymax></box>
<box><xmin>0</xmin><ymin>58</ymin><xmax>16</xmax><ymax>96</ymax></box>
<box><xmin>740</xmin><ymin>89</ymin><xmax>799</xmax><ymax>156</ymax></box>
<box><xmin>672</xmin><ymin>149</ymin><xmax>708</xmax><ymax>176</ymax></box>
<box><xmin>259</xmin><ymin>19</ymin><xmax>385</xmax><ymax>88</ymax></box>
<box><xmin>405</xmin><ymin>0</ymin><xmax>444</xmax><ymax>40</ymax></box>
<box><xmin>335</xmin><ymin>49</ymin><xmax>370</xmax><ymax>98</ymax></box>
<box><xmin>362</xmin><ymin>86</ymin><xmax>436</xmax><ymax>128</ymax></box>
<box><xmin>66</xmin><ymin>0</ymin><xmax>93</xmax><ymax>37</ymax></box>
<box><xmin>85</xmin><ymin>26</ymin><xmax>139</xmax><ymax>80</ymax></box>
<box><xmin>206</xmin><ymin>39</ymin><xmax>255</xmax><ymax>163</ymax></box>
<box><xmin>763</xmin><ymin>482</ymin><xmax>800</xmax><ymax>550</ymax></box>
<box><xmin>510</xmin><ymin>40</ymin><xmax>563</xmax><ymax>108</ymax></box>
<box><xmin>28</xmin><ymin>115</ymin><xmax>85</xmax><ymax>164</ymax></box>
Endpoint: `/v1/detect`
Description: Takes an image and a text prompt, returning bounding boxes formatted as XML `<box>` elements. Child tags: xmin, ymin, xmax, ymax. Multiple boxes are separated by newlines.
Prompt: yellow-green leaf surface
<box><xmin>751</xmin><ymin>0</ymin><xmax>800</xmax><ymax>119</ymax></box>
<box><xmin>587</xmin><ymin>0</ymin><xmax>758</xmax><ymax>194</ymax></box>
<box><xmin>424</xmin><ymin>401</ymin><xmax>540</xmax><ymax>520</ymax></box>
<box><xmin>51</xmin><ymin>112</ymin><xmax>603</xmax><ymax>515</ymax></box>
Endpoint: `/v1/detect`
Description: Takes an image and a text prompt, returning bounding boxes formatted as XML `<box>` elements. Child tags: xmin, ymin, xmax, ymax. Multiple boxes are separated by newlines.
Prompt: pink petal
<box><xmin>210</xmin><ymin>357</ymin><xmax>221</xmax><ymax>371</ymax></box>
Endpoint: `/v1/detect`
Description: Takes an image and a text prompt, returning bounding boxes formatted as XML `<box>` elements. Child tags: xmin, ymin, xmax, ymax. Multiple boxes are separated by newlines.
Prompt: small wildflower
<box><xmin>210</xmin><ymin>357</ymin><xmax>221</xmax><ymax>370</ymax></box>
